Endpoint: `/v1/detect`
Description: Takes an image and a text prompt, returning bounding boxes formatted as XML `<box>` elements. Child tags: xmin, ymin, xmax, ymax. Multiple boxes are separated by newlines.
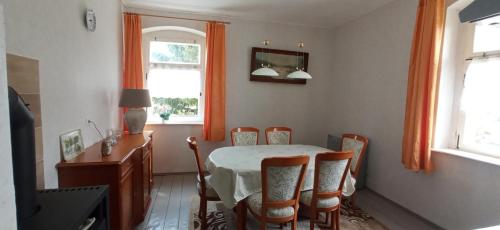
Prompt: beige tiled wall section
<box><xmin>6</xmin><ymin>53</ymin><xmax>44</xmax><ymax>189</ymax></box>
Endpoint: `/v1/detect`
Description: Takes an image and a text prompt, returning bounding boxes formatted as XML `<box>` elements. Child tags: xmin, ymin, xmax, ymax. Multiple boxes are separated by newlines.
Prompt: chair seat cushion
<box><xmin>300</xmin><ymin>190</ymin><xmax>340</xmax><ymax>209</ymax></box>
<box><xmin>197</xmin><ymin>175</ymin><xmax>219</xmax><ymax>199</ymax></box>
<box><xmin>245</xmin><ymin>192</ymin><xmax>295</xmax><ymax>218</ymax></box>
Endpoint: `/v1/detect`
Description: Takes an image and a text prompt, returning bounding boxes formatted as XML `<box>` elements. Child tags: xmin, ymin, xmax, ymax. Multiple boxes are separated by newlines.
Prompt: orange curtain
<box><xmin>122</xmin><ymin>13</ymin><xmax>144</xmax><ymax>130</ymax></box>
<box><xmin>123</xmin><ymin>13</ymin><xmax>144</xmax><ymax>89</ymax></box>
<box><xmin>203</xmin><ymin>22</ymin><xmax>226</xmax><ymax>141</ymax></box>
<box><xmin>402</xmin><ymin>0</ymin><xmax>446</xmax><ymax>172</ymax></box>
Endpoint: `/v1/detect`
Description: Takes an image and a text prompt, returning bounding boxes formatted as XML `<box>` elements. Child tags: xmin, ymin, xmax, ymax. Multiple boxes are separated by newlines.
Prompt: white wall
<box><xmin>328</xmin><ymin>0</ymin><xmax>500</xmax><ymax>229</ymax></box>
<box><xmin>0</xmin><ymin>5</ymin><xmax>17</xmax><ymax>229</ymax></box>
<box><xmin>0</xmin><ymin>0</ymin><xmax>124</xmax><ymax>188</ymax></box>
<box><xmin>128</xmin><ymin>8</ymin><xmax>333</xmax><ymax>173</ymax></box>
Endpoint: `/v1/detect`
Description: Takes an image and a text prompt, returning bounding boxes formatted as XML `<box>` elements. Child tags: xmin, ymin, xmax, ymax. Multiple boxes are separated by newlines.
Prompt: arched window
<box><xmin>142</xmin><ymin>27</ymin><xmax>206</xmax><ymax>124</ymax></box>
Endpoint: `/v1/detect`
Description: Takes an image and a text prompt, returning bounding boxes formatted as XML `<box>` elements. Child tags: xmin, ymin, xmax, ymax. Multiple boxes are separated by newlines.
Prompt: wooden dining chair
<box><xmin>340</xmin><ymin>134</ymin><xmax>368</xmax><ymax>205</ymax></box>
<box><xmin>186</xmin><ymin>136</ymin><xmax>221</xmax><ymax>229</ymax></box>
<box><xmin>300</xmin><ymin>151</ymin><xmax>353</xmax><ymax>230</ymax></box>
<box><xmin>230</xmin><ymin>127</ymin><xmax>259</xmax><ymax>146</ymax></box>
<box><xmin>242</xmin><ymin>155</ymin><xmax>309</xmax><ymax>230</ymax></box>
<box><xmin>340</xmin><ymin>134</ymin><xmax>368</xmax><ymax>182</ymax></box>
<box><xmin>265</xmin><ymin>127</ymin><xmax>292</xmax><ymax>145</ymax></box>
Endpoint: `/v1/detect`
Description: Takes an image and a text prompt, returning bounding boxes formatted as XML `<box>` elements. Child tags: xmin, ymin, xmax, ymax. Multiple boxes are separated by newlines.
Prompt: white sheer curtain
<box><xmin>460</xmin><ymin>58</ymin><xmax>500</xmax><ymax>157</ymax></box>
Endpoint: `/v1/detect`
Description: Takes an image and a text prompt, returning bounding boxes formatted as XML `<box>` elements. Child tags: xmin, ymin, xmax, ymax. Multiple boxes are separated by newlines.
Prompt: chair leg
<box><xmin>199</xmin><ymin>197</ymin><xmax>207</xmax><ymax>229</ymax></box>
<box><xmin>335</xmin><ymin>209</ymin><xmax>340</xmax><ymax>230</ymax></box>
<box><xmin>198</xmin><ymin>196</ymin><xmax>204</xmax><ymax>219</ymax></box>
<box><xmin>236</xmin><ymin>201</ymin><xmax>247</xmax><ymax>230</ymax></box>
<box><xmin>260</xmin><ymin>221</ymin><xmax>266</xmax><ymax>230</ymax></box>
<box><xmin>330</xmin><ymin>210</ymin><xmax>335</xmax><ymax>230</ymax></box>
<box><xmin>292</xmin><ymin>219</ymin><xmax>297</xmax><ymax>230</ymax></box>
<box><xmin>310</xmin><ymin>210</ymin><xmax>316</xmax><ymax>230</ymax></box>
<box><xmin>350</xmin><ymin>193</ymin><xmax>356</xmax><ymax>207</ymax></box>
<box><xmin>324</xmin><ymin>212</ymin><xmax>330</xmax><ymax>225</ymax></box>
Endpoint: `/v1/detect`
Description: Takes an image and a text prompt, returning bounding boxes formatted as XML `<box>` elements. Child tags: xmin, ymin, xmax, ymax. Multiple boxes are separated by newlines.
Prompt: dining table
<box><xmin>205</xmin><ymin>144</ymin><xmax>356</xmax><ymax>229</ymax></box>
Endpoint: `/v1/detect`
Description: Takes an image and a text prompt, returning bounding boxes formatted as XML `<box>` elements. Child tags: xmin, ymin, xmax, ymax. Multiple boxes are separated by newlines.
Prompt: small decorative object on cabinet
<box><xmin>88</xmin><ymin>120</ymin><xmax>113</xmax><ymax>156</ymax></box>
<box><xmin>56</xmin><ymin>131</ymin><xmax>154</xmax><ymax>230</ymax></box>
<box><xmin>59</xmin><ymin>129</ymin><xmax>84</xmax><ymax>161</ymax></box>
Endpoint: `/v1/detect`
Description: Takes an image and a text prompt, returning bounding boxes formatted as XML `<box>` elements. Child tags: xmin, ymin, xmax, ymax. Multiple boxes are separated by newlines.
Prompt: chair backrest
<box><xmin>340</xmin><ymin>134</ymin><xmax>368</xmax><ymax>178</ymax></box>
<box><xmin>230</xmin><ymin>127</ymin><xmax>259</xmax><ymax>146</ymax></box>
<box><xmin>265</xmin><ymin>127</ymin><xmax>292</xmax><ymax>145</ymax></box>
<box><xmin>311</xmin><ymin>151</ymin><xmax>353</xmax><ymax>206</ymax></box>
<box><xmin>186</xmin><ymin>136</ymin><xmax>207</xmax><ymax>191</ymax></box>
<box><xmin>261</xmin><ymin>155</ymin><xmax>309</xmax><ymax>217</ymax></box>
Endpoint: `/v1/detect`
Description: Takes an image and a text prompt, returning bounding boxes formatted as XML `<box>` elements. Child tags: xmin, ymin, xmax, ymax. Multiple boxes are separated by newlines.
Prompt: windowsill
<box><xmin>432</xmin><ymin>148</ymin><xmax>500</xmax><ymax>166</ymax></box>
<box><xmin>146</xmin><ymin>121</ymin><xmax>203</xmax><ymax>126</ymax></box>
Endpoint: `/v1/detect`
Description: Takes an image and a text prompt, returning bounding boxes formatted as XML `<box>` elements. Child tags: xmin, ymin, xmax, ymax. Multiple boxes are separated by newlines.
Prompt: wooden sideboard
<box><xmin>57</xmin><ymin>131</ymin><xmax>154</xmax><ymax>230</ymax></box>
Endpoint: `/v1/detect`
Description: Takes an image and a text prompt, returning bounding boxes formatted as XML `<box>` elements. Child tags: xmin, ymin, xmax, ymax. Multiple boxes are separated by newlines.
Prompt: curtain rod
<box><xmin>466</xmin><ymin>52</ymin><xmax>500</xmax><ymax>61</ymax></box>
<box><xmin>123</xmin><ymin>12</ymin><xmax>231</xmax><ymax>25</ymax></box>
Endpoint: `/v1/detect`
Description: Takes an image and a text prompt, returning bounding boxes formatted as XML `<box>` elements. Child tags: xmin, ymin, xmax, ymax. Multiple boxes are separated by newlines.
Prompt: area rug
<box><xmin>189</xmin><ymin>196</ymin><xmax>387</xmax><ymax>230</ymax></box>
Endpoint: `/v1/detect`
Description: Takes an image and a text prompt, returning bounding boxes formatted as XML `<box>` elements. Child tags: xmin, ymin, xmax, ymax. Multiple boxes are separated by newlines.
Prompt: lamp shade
<box><xmin>287</xmin><ymin>70</ymin><xmax>312</xmax><ymax>79</ymax></box>
<box><xmin>119</xmin><ymin>89</ymin><xmax>151</xmax><ymax>108</ymax></box>
<box><xmin>251</xmin><ymin>67</ymin><xmax>279</xmax><ymax>76</ymax></box>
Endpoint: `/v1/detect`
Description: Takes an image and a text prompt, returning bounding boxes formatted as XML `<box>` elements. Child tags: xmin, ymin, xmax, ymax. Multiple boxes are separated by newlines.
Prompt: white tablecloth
<box><xmin>206</xmin><ymin>145</ymin><xmax>356</xmax><ymax>208</ymax></box>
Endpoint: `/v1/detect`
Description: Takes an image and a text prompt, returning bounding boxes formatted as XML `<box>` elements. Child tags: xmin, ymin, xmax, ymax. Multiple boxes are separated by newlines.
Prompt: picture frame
<box><xmin>250</xmin><ymin>47</ymin><xmax>309</xmax><ymax>85</ymax></box>
<box><xmin>60</xmin><ymin>129</ymin><xmax>84</xmax><ymax>161</ymax></box>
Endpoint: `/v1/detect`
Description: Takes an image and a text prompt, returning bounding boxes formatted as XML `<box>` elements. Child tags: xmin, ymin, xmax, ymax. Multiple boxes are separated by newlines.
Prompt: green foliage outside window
<box><xmin>152</xmin><ymin>97</ymin><xmax>198</xmax><ymax>117</ymax></box>
<box><xmin>150</xmin><ymin>41</ymin><xmax>200</xmax><ymax>64</ymax></box>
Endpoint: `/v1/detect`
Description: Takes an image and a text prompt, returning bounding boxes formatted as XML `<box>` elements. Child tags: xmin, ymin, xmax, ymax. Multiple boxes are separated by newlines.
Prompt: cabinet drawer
<box><xmin>120</xmin><ymin>156</ymin><xmax>133</xmax><ymax>177</ymax></box>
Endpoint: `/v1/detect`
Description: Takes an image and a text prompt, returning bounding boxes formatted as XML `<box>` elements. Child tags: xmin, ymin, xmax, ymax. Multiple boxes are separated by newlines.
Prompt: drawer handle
<box><xmin>78</xmin><ymin>217</ymin><xmax>96</xmax><ymax>230</ymax></box>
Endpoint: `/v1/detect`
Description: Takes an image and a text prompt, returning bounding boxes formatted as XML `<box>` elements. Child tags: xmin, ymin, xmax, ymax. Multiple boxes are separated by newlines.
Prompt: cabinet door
<box><xmin>143</xmin><ymin>152</ymin><xmax>151</xmax><ymax>211</ymax></box>
<box><xmin>120</xmin><ymin>167</ymin><xmax>134</xmax><ymax>230</ymax></box>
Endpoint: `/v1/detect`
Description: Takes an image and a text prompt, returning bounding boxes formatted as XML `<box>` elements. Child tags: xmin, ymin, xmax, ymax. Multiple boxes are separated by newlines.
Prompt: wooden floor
<box><xmin>136</xmin><ymin>173</ymin><xmax>441</xmax><ymax>230</ymax></box>
<box><xmin>135</xmin><ymin>173</ymin><xmax>197</xmax><ymax>230</ymax></box>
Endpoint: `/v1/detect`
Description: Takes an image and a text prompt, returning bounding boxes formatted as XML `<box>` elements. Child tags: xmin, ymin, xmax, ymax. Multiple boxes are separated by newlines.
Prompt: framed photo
<box><xmin>250</xmin><ymin>47</ymin><xmax>309</xmax><ymax>84</ymax></box>
<box><xmin>60</xmin><ymin>129</ymin><xmax>84</xmax><ymax>161</ymax></box>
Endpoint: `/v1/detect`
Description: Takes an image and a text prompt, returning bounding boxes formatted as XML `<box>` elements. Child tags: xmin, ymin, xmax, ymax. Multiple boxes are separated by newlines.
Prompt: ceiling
<box><xmin>122</xmin><ymin>0</ymin><xmax>397</xmax><ymax>28</ymax></box>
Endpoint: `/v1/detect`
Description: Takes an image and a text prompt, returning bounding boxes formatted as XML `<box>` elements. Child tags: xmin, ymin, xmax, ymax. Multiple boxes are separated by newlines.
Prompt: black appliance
<box><xmin>7</xmin><ymin>87</ymin><xmax>111</xmax><ymax>230</ymax></box>
<box><xmin>8</xmin><ymin>86</ymin><xmax>39</xmax><ymax>229</ymax></box>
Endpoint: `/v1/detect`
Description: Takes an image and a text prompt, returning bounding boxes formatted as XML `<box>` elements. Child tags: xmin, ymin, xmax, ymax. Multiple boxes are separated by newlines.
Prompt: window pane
<box><xmin>147</xmin><ymin>68</ymin><xmax>201</xmax><ymax>122</ymax></box>
<box><xmin>460</xmin><ymin>59</ymin><xmax>500</xmax><ymax>157</ymax></box>
<box><xmin>473</xmin><ymin>22</ymin><xmax>500</xmax><ymax>53</ymax></box>
<box><xmin>150</xmin><ymin>41</ymin><xmax>200</xmax><ymax>64</ymax></box>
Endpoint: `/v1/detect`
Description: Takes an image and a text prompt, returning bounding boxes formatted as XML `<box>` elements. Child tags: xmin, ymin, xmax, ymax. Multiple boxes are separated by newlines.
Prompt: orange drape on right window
<box><xmin>402</xmin><ymin>0</ymin><xmax>446</xmax><ymax>172</ymax></box>
<box><xmin>203</xmin><ymin>22</ymin><xmax>226</xmax><ymax>141</ymax></box>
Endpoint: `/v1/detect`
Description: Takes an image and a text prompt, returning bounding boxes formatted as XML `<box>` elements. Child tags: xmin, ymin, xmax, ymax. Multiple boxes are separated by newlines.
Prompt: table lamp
<box><xmin>119</xmin><ymin>89</ymin><xmax>151</xmax><ymax>134</ymax></box>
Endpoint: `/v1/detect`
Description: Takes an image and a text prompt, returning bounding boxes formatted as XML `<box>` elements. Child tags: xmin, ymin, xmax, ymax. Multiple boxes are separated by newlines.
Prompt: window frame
<box><xmin>142</xmin><ymin>29</ymin><xmax>206</xmax><ymax>124</ymax></box>
<box><xmin>446</xmin><ymin>21</ymin><xmax>500</xmax><ymax>158</ymax></box>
